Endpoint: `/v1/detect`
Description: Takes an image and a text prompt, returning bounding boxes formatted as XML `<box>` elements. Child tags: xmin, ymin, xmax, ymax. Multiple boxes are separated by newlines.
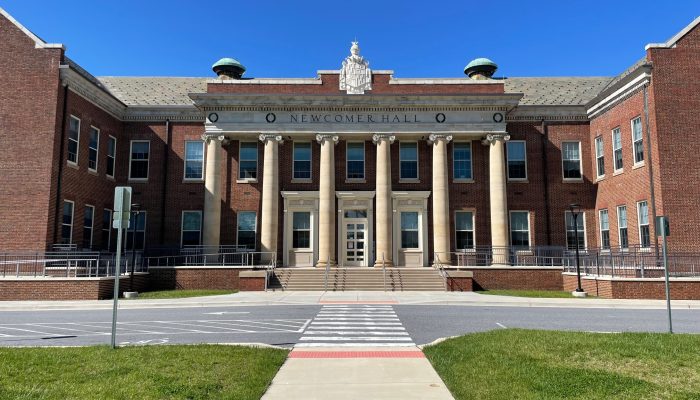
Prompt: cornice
<box><xmin>60</xmin><ymin>66</ymin><xmax>127</xmax><ymax>120</ymax></box>
<box><xmin>506</xmin><ymin>105</ymin><xmax>590</xmax><ymax>122</ymax></box>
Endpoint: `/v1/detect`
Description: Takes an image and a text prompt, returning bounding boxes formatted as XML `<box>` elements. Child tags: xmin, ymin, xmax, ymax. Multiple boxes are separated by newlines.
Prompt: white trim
<box><xmin>598</xmin><ymin>209</ymin><xmax>610</xmax><ymax>250</ymax></box>
<box><xmin>508</xmin><ymin>210</ymin><xmax>531</xmax><ymax>247</ymax></box>
<box><xmin>587</xmin><ymin>73</ymin><xmax>651</xmax><ymax>118</ymax></box>
<box><xmin>88</xmin><ymin>126</ymin><xmax>100</xmax><ymax>172</ymax></box>
<box><xmin>617</xmin><ymin>205</ymin><xmax>629</xmax><ymax>250</ymax></box>
<box><xmin>645</xmin><ymin>16</ymin><xmax>700</xmax><ymax>50</ymax></box>
<box><xmin>282</xmin><ymin>191</ymin><xmax>320</xmax><ymax>267</ymax></box>
<box><xmin>636</xmin><ymin>200</ymin><xmax>651</xmax><ymax>248</ymax></box>
<box><xmin>345</xmin><ymin>141</ymin><xmax>365</xmax><ymax>181</ymax></box>
<box><xmin>83</xmin><ymin>204</ymin><xmax>95</xmax><ymax>249</ymax></box>
<box><xmin>292</xmin><ymin>141</ymin><xmax>312</xmax><ymax>181</ymax></box>
<box><xmin>594</xmin><ymin>135</ymin><xmax>605</xmax><ymax>179</ymax></box>
<box><xmin>290</xmin><ymin>211</ymin><xmax>313</xmax><ymax>250</ymax></box>
<box><xmin>506</xmin><ymin>140</ymin><xmax>527</xmax><ymax>181</ymax></box>
<box><xmin>389</xmin><ymin>78</ymin><xmax>501</xmax><ymax>85</ymax></box>
<box><xmin>106</xmin><ymin>135</ymin><xmax>117</xmax><ymax>179</ymax></box>
<box><xmin>236</xmin><ymin>141</ymin><xmax>258</xmax><ymax>182</ymax></box>
<box><xmin>207</xmin><ymin>78</ymin><xmax>323</xmax><ymax>85</ymax></box>
<box><xmin>454</xmin><ymin>210</ymin><xmax>476</xmax><ymax>250</ymax></box>
<box><xmin>391</xmin><ymin>191</ymin><xmax>430</xmax><ymax>267</ymax></box>
<box><xmin>452</xmin><ymin>141</ymin><xmax>473</xmax><ymax>182</ymax></box>
<box><xmin>128</xmin><ymin>140</ymin><xmax>150</xmax><ymax>181</ymax></box>
<box><xmin>236</xmin><ymin>211</ymin><xmax>257</xmax><ymax>250</ymax></box>
<box><xmin>0</xmin><ymin>7</ymin><xmax>64</xmax><ymax>49</ymax></box>
<box><xmin>565</xmin><ymin>211</ymin><xmax>587</xmax><ymax>250</ymax></box>
<box><xmin>612</xmin><ymin>128</ymin><xmax>623</xmax><ymax>173</ymax></box>
<box><xmin>61</xmin><ymin>200</ymin><xmax>75</xmax><ymax>244</ymax></box>
<box><xmin>184</xmin><ymin>140</ymin><xmax>205</xmax><ymax>181</ymax></box>
<box><xmin>399</xmin><ymin>141</ymin><xmax>419</xmax><ymax>181</ymax></box>
<box><xmin>631</xmin><ymin>116</ymin><xmax>644</xmax><ymax>165</ymax></box>
<box><xmin>67</xmin><ymin>115</ymin><xmax>80</xmax><ymax>166</ymax></box>
<box><xmin>561</xmin><ymin>141</ymin><xmax>583</xmax><ymax>181</ymax></box>
<box><xmin>180</xmin><ymin>210</ymin><xmax>203</xmax><ymax>247</ymax></box>
<box><xmin>337</xmin><ymin>191</ymin><xmax>376</xmax><ymax>267</ymax></box>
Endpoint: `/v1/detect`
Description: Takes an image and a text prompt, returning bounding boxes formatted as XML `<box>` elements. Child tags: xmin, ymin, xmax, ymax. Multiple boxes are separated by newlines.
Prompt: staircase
<box><xmin>269</xmin><ymin>267</ymin><xmax>446</xmax><ymax>291</ymax></box>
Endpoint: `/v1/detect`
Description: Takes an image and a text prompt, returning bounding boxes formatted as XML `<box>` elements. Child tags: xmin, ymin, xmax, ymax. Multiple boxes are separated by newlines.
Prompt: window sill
<box><xmin>106</xmin><ymin>175</ymin><xmax>115</xmax><ymax>181</ymax></box>
<box><xmin>399</xmin><ymin>179</ymin><xmax>420</xmax><ymax>184</ymax></box>
<box><xmin>345</xmin><ymin>179</ymin><xmax>366</xmax><ymax>184</ymax></box>
<box><xmin>67</xmin><ymin>162</ymin><xmax>79</xmax><ymax>170</ymax></box>
<box><xmin>595</xmin><ymin>175</ymin><xmax>605</xmax><ymax>182</ymax></box>
<box><xmin>633</xmin><ymin>162</ymin><xmax>645</xmax><ymax>170</ymax></box>
<box><xmin>507</xmin><ymin>179</ymin><xmax>528</xmax><ymax>183</ymax></box>
<box><xmin>562</xmin><ymin>178</ymin><xmax>584</xmax><ymax>183</ymax></box>
<box><xmin>291</xmin><ymin>179</ymin><xmax>312</xmax><ymax>184</ymax></box>
<box><xmin>236</xmin><ymin>179</ymin><xmax>258</xmax><ymax>184</ymax></box>
<box><xmin>453</xmin><ymin>179</ymin><xmax>475</xmax><ymax>184</ymax></box>
<box><xmin>183</xmin><ymin>179</ymin><xmax>204</xmax><ymax>184</ymax></box>
<box><xmin>87</xmin><ymin>169</ymin><xmax>98</xmax><ymax>176</ymax></box>
<box><xmin>128</xmin><ymin>178</ymin><xmax>148</xmax><ymax>183</ymax></box>
<box><xmin>613</xmin><ymin>169</ymin><xmax>624</xmax><ymax>176</ymax></box>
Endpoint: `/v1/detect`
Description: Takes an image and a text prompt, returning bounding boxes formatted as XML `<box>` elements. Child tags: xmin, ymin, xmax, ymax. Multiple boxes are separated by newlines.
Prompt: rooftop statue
<box><xmin>339</xmin><ymin>41</ymin><xmax>372</xmax><ymax>94</ymax></box>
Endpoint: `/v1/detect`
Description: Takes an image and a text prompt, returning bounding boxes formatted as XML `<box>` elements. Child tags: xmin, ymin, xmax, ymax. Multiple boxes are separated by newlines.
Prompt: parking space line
<box><xmin>155</xmin><ymin>321</ymin><xmax>256</xmax><ymax>333</ymax></box>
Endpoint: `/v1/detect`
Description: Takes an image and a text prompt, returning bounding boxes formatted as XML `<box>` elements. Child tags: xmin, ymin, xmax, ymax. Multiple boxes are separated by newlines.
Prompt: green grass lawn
<box><xmin>477</xmin><ymin>289</ymin><xmax>586</xmax><ymax>298</ymax></box>
<box><xmin>0</xmin><ymin>345</ymin><xmax>287</xmax><ymax>400</ymax></box>
<box><xmin>134</xmin><ymin>289</ymin><xmax>238</xmax><ymax>299</ymax></box>
<box><xmin>424</xmin><ymin>329</ymin><xmax>700</xmax><ymax>400</ymax></box>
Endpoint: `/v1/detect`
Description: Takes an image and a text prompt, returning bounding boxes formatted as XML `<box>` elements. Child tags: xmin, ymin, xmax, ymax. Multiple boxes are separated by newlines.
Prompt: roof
<box><xmin>503</xmin><ymin>77</ymin><xmax>612</xmax><ymax>106</ymax></box>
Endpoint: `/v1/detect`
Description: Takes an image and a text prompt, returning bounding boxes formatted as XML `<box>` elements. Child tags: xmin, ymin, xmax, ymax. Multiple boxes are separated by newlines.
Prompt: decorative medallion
<box><xmin>339</xmin><ymin>41</ymin><xmax>372</xmax><ymax>94</ymax></box>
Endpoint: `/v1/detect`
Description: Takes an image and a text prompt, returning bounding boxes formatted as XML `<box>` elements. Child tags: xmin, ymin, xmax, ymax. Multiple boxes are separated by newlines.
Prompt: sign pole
<box><xmin>659</xmin><ymin>216</ymin><xmax>672</xmax><ymax>333</ymax></box>
<box><xmin>111</xmin><ymin>187</ymin><xmax>132</xmax><ymax>349</ymax></box>
<box><xmin>111</xmin><ymin>223</ymin><xmax>123</xmax><ymax>349</ymax></box>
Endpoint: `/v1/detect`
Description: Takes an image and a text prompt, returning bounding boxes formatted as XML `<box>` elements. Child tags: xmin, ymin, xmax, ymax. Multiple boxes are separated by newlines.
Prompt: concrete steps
<box><xmin>269</xmin><ymin>268</ymin><xmax>446</xmax><ymax>291</ymax></box>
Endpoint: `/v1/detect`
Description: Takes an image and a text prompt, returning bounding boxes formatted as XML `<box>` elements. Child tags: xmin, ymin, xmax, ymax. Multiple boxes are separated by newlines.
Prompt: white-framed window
<box><xmin>631</xmin><ymin>117</ymin><xmax>644</xmax><ymax>164</ymax></box>
<box><xmin>181</xmin><ymin>211</ymin><xmax>202</xmax><ymax>246</ymax></box>
<box><xmin>612</xmin><ymin>127</ymin><xmax>623</xmax><ymax>171</ymax></box>
<box><xmin>399</xmin><ymin>142</ymin><xmax>418</xmax><ymax>180</ymax></box>
<box><xmin>453</xmin><ymin>142</ymin><xmax>473</xmax><ymax>180</ymax></box>
<box><xmin>346</xmin><ymin>142</ymin><xmax>365</xmax><ymax>180</ymax></box>
<box><xmin>101</xmin><ymin>208</ymin><xmax>112</xmax><ymax>251</ymax></box>
<box><xmin>67</xmin><ymin>116</ymin><xmax>80</xmax><ymax>164</ymax></box>
<box><xmin>637</xmin><ymin>201</ymin><xmax>651</xmax><ymax>248</ymax></box>
<box><xmin>562</xmin><ymin>141</ymin><xmax>582</xmax><ymax>180</ymax></box>
<box><xmin>506</xmin><ymin>141</ymin><xmax>527</xmax><ymax>180</ymax></box>
<box><xmin>565</xmin><ymin>211</ymin><xmax>586</xmax><ymax>250</ymax></box>
<box><xmin>595</xmin><ymin>136</ymin><xmax>605</xmax><ymax>178</ymax></box>
<box><xmin>238</xmin><ymin>142</ymin><xmax>258</xmax><ymax>180</ymax></box>
<box><xmin>599</xmin><ymin>209</ymin><xmax>610</xmax><ymax>250</ymax></box>
<box><xmin>184</xmin><ymin>141</ymin><xmax>205</xmax><ymax>180</ymax></box>
<box><xmin>617</xmin><ymin>205</ymin><xmax>628</xmax><ymax>250</ymax></box>
<box><xmin>61</xmin><ymin>200</ymin><xmax>74</xmax><ymax>244</ymax></box>
<box><xmin>126</xmin><ymin>212</ymin><xmax>147</xmax><ymax>250</ymax></box>
<box><xmin>83</xmin><ymin>205</ymin><xmax>94</xmax><ymax>249</ymax></box>
<box><xmin>400</xmin><ymin>211</ymin><xmax>419</xmax><ymax>248</ymax></box>
<box><xmin>106</xmin><ymin>136</ymin><xmax>116</xmax><ymax>178</ymax></box>
<box><xmin>293</xmin><ymin>142</ymin><xmax>312</xmax><ymax>180</ymax></box>
<box><xmin>237</xmin><ymin>211</ymin><xmax>257</xmax><ymax>249</ymax></box>
<box><xmin>88</xmin><ymin>127</ymin><xmax>99</xmax><ymax>172</ymax></box>
<box><xmin>129</xmin><ymin>140</ymin><xmax>150</xmax><ymax>180</ymax></box>
<box><xmin>292</xmin><ymin>211</ymin><xmax>311</xmax><ymax>249</ymax></box>
<box><xmin>509</xmin><ymin>211</ymin><xmax>530</xmax><ymax>248</ymax></box>
<box><xmin>455</xmin><ymin>211</ymin><xmax>475</xmax><ymax>249</ymax></box>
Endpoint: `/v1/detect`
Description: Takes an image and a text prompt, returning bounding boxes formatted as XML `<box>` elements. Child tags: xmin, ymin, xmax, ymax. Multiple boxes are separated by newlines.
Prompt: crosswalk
<box><xmin>296</xmin><ymin>305</ymin><xmax>414</xmax><ymax>347</ymax></box>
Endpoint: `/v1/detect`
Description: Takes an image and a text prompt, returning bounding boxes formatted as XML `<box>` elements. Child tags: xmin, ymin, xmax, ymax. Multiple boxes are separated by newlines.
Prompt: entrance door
<box><xmin>342</xmin><ymin>210</ymin><xmax>368</xmax><ymax>266</ymax></box>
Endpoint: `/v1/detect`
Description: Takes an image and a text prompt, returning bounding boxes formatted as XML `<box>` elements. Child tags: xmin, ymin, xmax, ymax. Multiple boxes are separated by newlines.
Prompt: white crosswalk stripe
<box><xmin>296</xmin><ymin>305</ymin><xmax>414</xmax><ymax>347</ymax></box>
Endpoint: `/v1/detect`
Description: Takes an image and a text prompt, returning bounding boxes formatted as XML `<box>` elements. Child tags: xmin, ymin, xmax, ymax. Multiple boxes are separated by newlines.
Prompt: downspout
<box><xmin>541</xmin><ymin>120</ymin><xmax>552</xmax><ymax>245</ymax></box>
<box><xmin>643</xmin><ymin>84</ymin><xmax>659</xmax><ymax>249</ymax></box>
<box><xmin>52</xmin><ymin>84</ymin><xmax>69</xmax><ymax>246</ymax></box>
<box><xmin>159</xmin><ymin>119</ymin><xmax>171</xmax><ymax>245</ymax></box>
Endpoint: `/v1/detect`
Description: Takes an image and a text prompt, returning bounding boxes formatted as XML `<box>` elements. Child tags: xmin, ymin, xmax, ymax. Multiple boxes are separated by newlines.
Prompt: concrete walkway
<box><xmin>262</xmin><ymin>347</ymin><xmax>454</xmax><ymax>400</ymax></box>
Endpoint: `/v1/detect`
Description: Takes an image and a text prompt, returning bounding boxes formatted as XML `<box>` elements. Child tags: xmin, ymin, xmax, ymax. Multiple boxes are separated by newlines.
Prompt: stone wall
<box><xmin>0</xmin><ymin>273</ymin><xmax>149</xmax><ymax>300</ymax></box>
<box><xmin>562</xmin><ymin>273</ymin><xmax>700</xmax><ymax>299</ymax></box>
<box><xmin>451</xmin><ymin>267</ymin><xmax>564</xmax><ymax>291</ymax></box>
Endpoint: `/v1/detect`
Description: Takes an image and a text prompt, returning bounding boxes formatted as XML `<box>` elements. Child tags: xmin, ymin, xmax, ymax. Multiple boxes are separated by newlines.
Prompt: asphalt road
<box><xmin>1</xmin><ymin>304</ymin><xmax>698</xmax><ymax>347</ymax></box>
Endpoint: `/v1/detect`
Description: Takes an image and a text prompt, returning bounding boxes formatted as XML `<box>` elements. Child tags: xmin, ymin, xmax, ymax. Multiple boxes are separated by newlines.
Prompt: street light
<box><xmin>569</xmin><ymin>203</ymin><xmax>587</xmax><ymax>297</ymax></box>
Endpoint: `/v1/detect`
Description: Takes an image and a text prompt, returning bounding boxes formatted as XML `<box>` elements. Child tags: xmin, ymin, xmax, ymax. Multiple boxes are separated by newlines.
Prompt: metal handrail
<box><xmin>382</xmin><ymin>252</ymin><xmax>387</xmax><ymax>292</ymax></box>
<box><xmin>324</xmin><ymin>255</ymin><xmax>330</xmax><ymax>291</ymax></box>
<box><xmin>433</xmin><ymin>254</ymin><xmax>448</xmax><ymax>291</ymax></box>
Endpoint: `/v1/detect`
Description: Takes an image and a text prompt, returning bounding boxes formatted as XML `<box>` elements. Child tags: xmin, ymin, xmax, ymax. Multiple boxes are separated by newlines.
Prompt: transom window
<box><xmin>399</xmin><ymin>142</ymin><xmax>418</xmax><ymax>180</ymax></box>
<box><xmin>129</xmin><ymin>141</ymin><xmax>150</xmax><ymax>180</ymax></box>
<box><xmin>400</xmin><ymin>212</ymin><xmax>419</xmax><ymax>249</ymax></box>
<box><xmin>562</xmin><ymin>141</ymin><xmax>582</xmax><ymax>180</ymax></box>
<box><xmin>453</xmin><ymin>142</ymin><xmax>473</xmax><ymax>180</ymax></box>
<box><xmin>83</xmin><ymin>205</ymin><xmax>94</xmax><ymax>249</ymax></box>
<box><xmin>106</xmin><ymin>136</ymin><xmax>116</xmax><ymax>178</ymax></box>
<box><xmin>617</xmin><ymin>205</ymin><xmax>628</xmax><ymax>249</ymax></box>
<box><xmin>237</xmin><ymin>211</ymin><xmax>257</xmax><ymax>249</ymax></box>
<box><xmin>101</xmin><ymin>209</ymin><xmax>112</xmax><ymax>251</ymax></box>
<box><xmin>61</xmin><ymin>200</ymin><xmax>74</xmax><ymax>244</ymax></box>
<box><xmin>181</xmin><ymin>211</ymin><xmax>202</xmax><ymax>246</ymax></box>
<box><xmin>238</xmin><ymin>142</ymin><xmax>258</xmax><ymax>180</ymax></box>
<box><xmin>346</xmin><ymin>142</ymin><xmax>365</xmax><ymax>180</ymax></box>
<box><xmin>184</xmin><ymin>141</ymin><xmax>205</xmax><ymax>180</ymax></box>
<box><xmin>67</xmin><ymin>116</ymin><xmax>80</xmax><ymax>164</ymax></box>
<box><xmin>455</xmin><ymin>211</ymin><xmax>475</xmax><ymax>250</ymax></box>
<box><xmin>88</xmin><ymin>127</ymin><xmax>99</xmax><ymax>172</ymax></box>
<box><xmin>293</xmin><ymin>142</ymin><xmax>312</xmax><ymax>180</ymax></box>
<box><xmin>599</xmin><ymin>209</ymin><xmax>610</xmax><ymax>250</ymax></box>
<box><xmin>612</xmin><ymin>128</ymin><xmax>623</xmax><ymax>171</ymax></box>
<box><xmin>509</xmin><ymin>211</ymin><xmax>530</xmax><ymax>248</ymax></box>
<box><xmin>565</xmin><ymin>211</ymin><xmax>586</xmax><ymax>250</ymax></box>
<box><xmin>637</xmin><ymin>201</ymin><xmax>650</xmax><ymax>248</ymax></box>
<box><xmin>506</xmin><ymin>141</ymin><xmax>527</xmax><ymax>180</ymax></box>
<box><xmin>595</xmin><ymin>136</ymin><xmax>604</xmax><ymax>178</ymax></box>
<box><xmin>632</xmin><ymin>117</ymin><xmax>644</xmax><ymax>164</ymax></box>
<box><xmin>292</xmin><ymin>212</ymin><xmax>311</xmax><ymax>249</ymax></box>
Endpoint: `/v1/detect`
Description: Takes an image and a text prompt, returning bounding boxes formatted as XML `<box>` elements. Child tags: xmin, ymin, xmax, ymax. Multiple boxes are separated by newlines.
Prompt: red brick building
<box><xmin>1</xmin><ymin>8</ymin><xmax>699</xmax><ymax>273</ymax></box>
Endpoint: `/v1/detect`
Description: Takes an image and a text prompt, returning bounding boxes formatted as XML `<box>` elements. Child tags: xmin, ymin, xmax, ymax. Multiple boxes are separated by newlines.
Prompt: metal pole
<box><xmin>661</xmin><ymin>222</ymin><xmax>673</xmax><ymax>333</ymax></box>
<box><xmin>382</xmin><ymin>252</ymin><xmax>386</xmax><ymax>292</ymax></box>
<box><xmin>574</xmin><ymin>213</ymin><xmax>583</xmax><ymax>292</ymax></box>
<box><xmin>111</xmin><ymin>224</ymin><xmax>124</xmax><ymax>349</ymax></box>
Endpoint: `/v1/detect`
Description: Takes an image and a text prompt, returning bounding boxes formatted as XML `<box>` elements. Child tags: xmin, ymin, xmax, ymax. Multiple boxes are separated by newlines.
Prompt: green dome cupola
<box><xmin>212</xmin><ymin>57</ymin><xmax>246</xmax><ymax>79</ymax></box>
<box><xmin>464</xmin><ymin>58</ymin><xmax>498</xmax><ymax>80</ymax></box>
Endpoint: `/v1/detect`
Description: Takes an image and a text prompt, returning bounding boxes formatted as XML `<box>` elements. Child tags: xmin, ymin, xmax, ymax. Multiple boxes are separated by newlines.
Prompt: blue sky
<box><xmin>2</xmin><ymin>1</ymin><xmax>699</xmax><ymax>78</ymax></box>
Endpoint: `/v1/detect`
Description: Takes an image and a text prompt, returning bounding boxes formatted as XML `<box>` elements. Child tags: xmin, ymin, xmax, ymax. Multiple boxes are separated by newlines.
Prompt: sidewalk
<box><xmin>262</xmin><ymin>347</ymin><xmax>454</xmax><ymax>400</ymax></box>
<box><xmin>1</xmin><ymin>291</ymin><xmax>700</xmax><ymax>311</ymax></box>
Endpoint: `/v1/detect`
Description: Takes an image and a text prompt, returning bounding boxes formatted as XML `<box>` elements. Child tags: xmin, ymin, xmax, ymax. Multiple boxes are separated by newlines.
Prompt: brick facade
<box><xmin>563</xmin><ymin>273</ymin><xmax>700</xmax><ymax>299</ymax></box>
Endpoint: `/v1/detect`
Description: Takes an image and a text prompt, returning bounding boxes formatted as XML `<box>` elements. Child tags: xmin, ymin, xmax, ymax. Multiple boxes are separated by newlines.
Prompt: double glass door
<box><xmin>343</xmin><ymin>210</ymin><xmax>368</xmax><ymax>266</ymax></box>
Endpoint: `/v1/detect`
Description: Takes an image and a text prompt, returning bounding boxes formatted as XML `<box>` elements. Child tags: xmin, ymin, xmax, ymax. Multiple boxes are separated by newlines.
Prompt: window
<box><xmin>126</xmin><ymin>212</ymin><xmax>147</xmax><ymax>250</ymax></box>
<box><xmin>453</xmin><ymin>142</ymin><xmax>473</xmax><ymax>180</ymax></box>
<box><xmin>88</xmin><ymin>127</ymin><xmax>99</xmax><ymax>171</ymax></box>
<box><xmin>599</xmin><ymin>209</ymin><xmax>610</xmax><ymax>250</ymax></box>
<box><xmin>292</xmin><ymin>212</ymin><xmax>311</xmax><ymax>249</ymax></box>
<box><xmin>83</xmin><ymin>205</ymin><xmax>94</xmax><ymax>249</ymax></box>
<box><xmin>293</xmin><ymin>142</ymin><xmax>312</xmax><ymax>180</ymax></box>
<box><xmin>101</xmin><ymin>209</ymin><xmax>112</xmax><ymax>251</ymax></box>
<box><xmin>506</xmin><ymin>141</ymin><xmax>527</xmax><ymax>180</ymax></box>
<box><xmin>238</xmin><ymin>142</ymin><xmax>258</xmax><ymax>180</ymax></box>
<box><xmin>595</xmin><ymin>136</ymin><xmax>605</xmax><ymax>178</ymax></box>
<box><xmin>67</xmin><ymin>116</ymin><xmax>80</xmax><ymax>164</ymax></box>
<box><xmin>509</xmin><ymin>211</ymin><xmax>530</xmax><ymax>248</ymax></box>
<box><xmin>237</xmin><ymin>212</ymin><xmax>257</xmax><ymax>249</ymax></box>
<box><xmin>632</xmin><ymin>117</ymin><xmax>644</xmax><ymax>164</ymax></box>
<box><xmin>617</xmin><ymin>205</ymin><xmax>628</xmax><ymax>250</ymax></box>
<box><xmin>455</xmin><ymin>211</ymin><xmax>475</xmax><ymax>249</ymax></box>
<box><xmin>106</xmin><ymin>136</ymin><xmax>116</xmax><ymax>178</ymax></box>
<box><xmin>562</xmin><ymin>141</ymin><xmax>582</xmax><ymax>179</ymax></box>
<box><xmin>346</xmin><ymin>142</ymin><xmax>365</xmax><ymax>180</ymax></box>
<box><xmin>61</xmin><ymin>200</ymin><xmax>74</xmax><ymax>244</ymax></box>
<box><xmin>129</xmin><ymin>141</ymin><xmax>150</xmax><ymax>180</ymax></box>
<box><xmin>181</xmin><ymin>211</ymin><xmax>202</xmax><ymax>246</ymax></box>
<box><xmin>612</xmin><ymin>128</ymin><xmax>623</xmax><ymax>171</ymax></box>
<box><xmin>566</xmin><ymin>211</ymin><xmax>586</xmax><ymax>250</ymax></box>
<box><xmin>400</xmin><ymin>212</ymin><xmax>419</xmax><ymax>248</ymax></box>
<box><xmin>400</xmin><ymin>142</ymin><xmax>418</xmax><ymax>180</ymax></box>
<box><xmin>637</xmin><ymin>201</ymin><xmax>650</xmax><ymax>248</ymax></box>
<box><xmin>185</xmin><ymin>141</ymin><xmax>205</xmax><ymax>180</ymax></box>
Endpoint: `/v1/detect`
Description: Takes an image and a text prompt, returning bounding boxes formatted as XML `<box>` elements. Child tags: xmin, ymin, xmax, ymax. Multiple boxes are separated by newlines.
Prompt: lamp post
<box><xmin>569</xmin><ymin>203</ymin><xmax>587</xmax><ymax>297</ymax></box>
<box><xmin>128</xmin><ymin>203</ymin><xmax>141</xmax><ymax>294</ymax></box>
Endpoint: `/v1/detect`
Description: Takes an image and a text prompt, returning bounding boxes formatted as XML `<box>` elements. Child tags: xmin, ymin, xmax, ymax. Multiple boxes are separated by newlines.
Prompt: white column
<box><xmin>202</xmin><ymin>135</ymin><xmax>227</xmax><ymax>251</ymax></box>
<box><xmin>373</xmin><ymin>133</ymin><xmax>395</xmax><ymax>267</ymax></box>
<box><xmin>315</xmin><ymin>134</ymin><xmax>338</xmax><ymax>267</ymax></box>
<box><xmin>486</xmin><ymin>133</ymin><xmax>510</xmax><ymax>265</ymax></box>
<box><xmin>259</xmin><ymin>134</ymin><xmax>283</xmax><ymax>263</ymax></box>
<box><xmin>430</xmin><ymin>134</ymin><xmax>452</xmax><ymax>266</ymax></box>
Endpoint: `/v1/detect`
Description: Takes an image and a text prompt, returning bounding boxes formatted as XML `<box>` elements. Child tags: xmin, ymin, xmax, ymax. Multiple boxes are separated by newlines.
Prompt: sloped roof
<box><xmin>503</xmin><ymin>77</ymin><xmax>612</xmax><ymax>106</ymax></box>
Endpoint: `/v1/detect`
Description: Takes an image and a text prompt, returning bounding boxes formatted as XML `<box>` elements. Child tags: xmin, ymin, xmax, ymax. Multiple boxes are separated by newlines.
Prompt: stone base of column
<box><xmin>373</xmin><ymin>260</ymin><xmax>394</xmax><ymax>268</ymax></box>
<box><xmin>315</xmin><ymin>260</ymin><xmax>337</xmax><ymax>268</ymax></box>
